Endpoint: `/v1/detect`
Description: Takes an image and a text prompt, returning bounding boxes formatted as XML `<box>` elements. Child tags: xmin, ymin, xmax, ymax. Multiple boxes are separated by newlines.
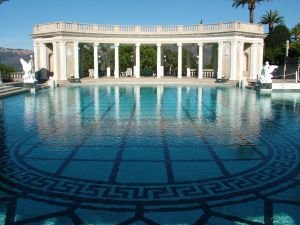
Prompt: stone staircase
<box><xmin>0</xmin><ymin>85</ymin><xmax>30</xmax><ymax>98</ymax></box>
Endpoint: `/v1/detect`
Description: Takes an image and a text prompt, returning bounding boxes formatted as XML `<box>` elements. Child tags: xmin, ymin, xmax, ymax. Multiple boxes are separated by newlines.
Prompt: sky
<box><xmin>0</xmin><ymin>0</ymin><xmax>299</xmax><ymax>50</ymax></box>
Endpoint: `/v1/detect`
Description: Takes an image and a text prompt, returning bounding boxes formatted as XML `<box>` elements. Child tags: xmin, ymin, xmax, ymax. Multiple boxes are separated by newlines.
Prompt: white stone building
<box><xmin>32</xmin><ymin>22</ymin><xmax>265</xmax><ymax>81</ymax></box>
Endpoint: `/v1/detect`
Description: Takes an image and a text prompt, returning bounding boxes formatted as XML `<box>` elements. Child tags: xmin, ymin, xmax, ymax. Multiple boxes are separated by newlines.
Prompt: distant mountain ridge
<box><xmin>0</xmin><ymin>47</ymin><xmax>33</xmax><ymax>71</ymax></box>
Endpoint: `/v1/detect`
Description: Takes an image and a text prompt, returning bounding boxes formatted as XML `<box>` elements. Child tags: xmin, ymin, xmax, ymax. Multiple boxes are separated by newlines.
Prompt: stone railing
<box><xmin>33</xmin><ymin>22</ymin><xmax>264</xmax><ymax>36</ymax></box>
<box><xmin>203</xmin><ymin>69</ymin><xmax>215</xmax><ymax>78</ymax></box>
<box><xmin>1</xmin><ymin>72</ymin><xmax>24</xmax><ymax>82</ymax></box>
<box><xmin>190</xmin><ymin>69</ymin><xmax>215</xmax><ymax>78</ymax></box>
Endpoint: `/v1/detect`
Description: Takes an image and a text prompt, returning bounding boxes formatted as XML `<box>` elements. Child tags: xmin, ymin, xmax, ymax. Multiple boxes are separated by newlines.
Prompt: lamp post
<box><xmin>283</xmin><ymin>40</ymin><xmax>290</xmax><ymax>79</ymax></box>
<box><xmin>163</xmin><ymin>55</ymin><xmax>167</xmax><ymax>76</ymax></box>
<box><xmin>130</xmin><ymin>54</ymin><xmax>134</xmax><ymax>76</ymax></box>
<box><xmin>98</xmin><ymin>55</ymin><xmax>101</xmax><ymax>76</ymax></box>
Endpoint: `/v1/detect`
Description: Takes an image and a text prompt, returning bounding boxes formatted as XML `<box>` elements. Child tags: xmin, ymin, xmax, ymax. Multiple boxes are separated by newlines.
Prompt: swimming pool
<box><xmin>0</xmin><ymin>85</ymin><xmax>299</xmax><ymax>224</ymax></box>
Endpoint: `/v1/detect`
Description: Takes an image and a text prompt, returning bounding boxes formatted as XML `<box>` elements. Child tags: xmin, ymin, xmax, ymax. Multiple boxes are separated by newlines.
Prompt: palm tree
<box><xmin>260</xmin><ymin>10</ymin><xmax>284</xmax><ymax>33</ymax></box>
<box><xmin>232</xmin><ymin>0</ymin><xmax>273</xmax><ymax>24</ymax></box>
<box><xmin>291</xmin><ymin>23</ymin><xmax>300</xmax><ymax>37</ymax></box>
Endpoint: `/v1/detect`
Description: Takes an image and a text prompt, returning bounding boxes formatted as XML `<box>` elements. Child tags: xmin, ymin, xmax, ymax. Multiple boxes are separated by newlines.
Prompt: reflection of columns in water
<box><xmin>248</xmin><ymin>91</ymin><xmax>258</xmax><ymax>130</ymax></box>
<box><xmin>114</xmin><ymin>86</ymin><xmax>120</xmax><ymax>123</ymax></box>
<box><xmin>215</xmin><ymin>88</ymin><xmax>222</xmax><ymax>124</ymax></box>
<box><xmin>61</xmin><ymin>88</ymin><xmax>68</xmax><ymax>118</ymax></box>
<box><xmin>197</xmin><ymin>87</ymin><xmax>203</xmax><ymax>120</ymax></box>
<box><xmin>177</xmin><ymin>86</ymin><xmax>182</xmax><ymax>120</ymax></box>
<box><xmin>107</xmin><ymin>86</ymin><xmax>111</xmax><ymax>96</ymax></box>
<box><xmin>24</xmin><ymin>95</ymin><xmax>35</xmax><ymax>129</ymax></box>
<box><xmin>186</xmin><ymin>86</ymin><xmax>190</xmax><ymax>97</ymax></box>
<box><xmin>74</xmin><ymin>88</ymin><xmax>81</xmax><ymax>113</ymax></box>
<box><xmin>134</xmin><ymin>85</ymin><xmax>141</xmax><ymax>124</ymax></box>
<box><xmin>156</xmin><ymin>85</ymin><xmax>164</xmax><ymax>117</ymax></box>
<box><xmin>94</xmin><ymin>86</ymin><xmax>100</xmax><ymax>120</ymax></box>
<box><xmin>260</xmin><ymin>94</ymin><xmax>272</xmax><ymax>120</ymax></box>
<box><xmin>229</xmin><ymin>88</ymin><xmax>237</xmax><ymax>128</ymax></box>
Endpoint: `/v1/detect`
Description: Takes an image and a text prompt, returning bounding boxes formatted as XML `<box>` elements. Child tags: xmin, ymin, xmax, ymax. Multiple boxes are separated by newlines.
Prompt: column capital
<box><xmin>60</xmin><ymin>40</ymin><xmax>66</xmax><ymax>45</ymax></box>
<box><xmin>230</xmin><ymin>40</ymin><xmax>238</xmax><ymax>45</ymax></box>
<box><xmin>73</xmin><ymin>41</ymin><xmax>79</xmax><ymax>46</ymax></box>
<box><xmin>135</xmin><ymin>43</ymin><xmax>141</xmax><ymax>47</ymax></box>
<box><xmin>156</xmin><ymin>43</ymin><xmax>161</xmax><ymax>47</ymax></box>
<box><xmin>218</xmin><ymin>41</ymin><xmax>224</xmax><ymax>46</ymax></box>
<box><xmin>177</xmin><ymin>43</ymin><xmax>183</xmax><ymax>47</ymax></box>
<box><xmin>52</xmin><ymin>41</ymin><xmax>58</xmax><ymax>47</ymax></box>
<box><xmin>198</xmin><ymin>42</ymin><xmax>204</xmax><ymax>47</ymax></box>
<box><xmin>93</xmin><ymin>43</ymin><xmax>99</xmax><ymax>47</ymax></box>
<box><xmin>114</xmin><ymin>43</ymin><xmax>120</xmax><ymax>47</ymax></box>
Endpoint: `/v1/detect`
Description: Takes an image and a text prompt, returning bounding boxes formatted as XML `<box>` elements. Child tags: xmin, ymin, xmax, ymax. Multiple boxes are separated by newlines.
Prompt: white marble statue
<box><xmin>259</xmin><ymin>61</ymin><xmax>278</xmax><ymax>84</ymax></box>
<box><xmin>20</xmin><ymin>58</ymin><xmax>36</xmax><ymax>83</ymax></box>
<box><xmin>46</xmin><ymin>76</ymin><xmax>56</xmax><ymax>89</ymax></box>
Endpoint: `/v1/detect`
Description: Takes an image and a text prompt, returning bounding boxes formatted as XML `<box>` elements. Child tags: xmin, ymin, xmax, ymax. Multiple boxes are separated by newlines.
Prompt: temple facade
<box><xmin>32</xmin><ymin>22</ymin><xmax>265</xmax><ymax>81</ymax></box>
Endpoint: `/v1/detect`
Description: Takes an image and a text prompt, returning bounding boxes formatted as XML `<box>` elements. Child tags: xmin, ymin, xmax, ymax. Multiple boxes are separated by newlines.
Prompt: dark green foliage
<box><xmin>79</xmin><ymin>44</ymin><xmax>93</xmax><ymax>76</ymax></box>
<box><xmin>119</xmin><ymin>45</ymin><xmax>134</xmax><ymax>72</ymax></box>
<box><xmin>163</xmin><ymin>48</ymin><xmax>177</xmax><ymax>76</ymax></box>
<box><xmin>140</xmin><ymin>46</ymin><xmax>156</xmax><ymax>75</ymax></box>
<box><xmin>0</xmin><ymin>63</ymin><xmax>15</xmax><ymax>73</ymax></box>
<box><xmin>289</xmin><ymin>41</ymin><xmax>300</xmax><ymax>57</ymax></box>
<box><xmin>264</xmin><ymin>24</ymin><xmax>291</xmax><ymax>64</ymax></box>
<box><xmin>265</xmin><ymin>24</ymin><xmax>290</xmax><ymax>48</ymax></box>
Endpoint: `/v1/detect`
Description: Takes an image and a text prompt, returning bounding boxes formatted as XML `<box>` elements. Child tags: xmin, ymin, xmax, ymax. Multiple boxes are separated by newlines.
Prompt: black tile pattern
<box><xmin>0</xmin><ymin>86</ymin><xmax>299</xmax><ymax>224</ymax></box>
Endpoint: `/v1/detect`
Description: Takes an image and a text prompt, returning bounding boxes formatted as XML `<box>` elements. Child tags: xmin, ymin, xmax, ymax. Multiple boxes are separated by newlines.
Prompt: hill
<box><xmin>0</xmin><ymin>47</ymin><xmax>33</xmax><ymax>72</ymax></box>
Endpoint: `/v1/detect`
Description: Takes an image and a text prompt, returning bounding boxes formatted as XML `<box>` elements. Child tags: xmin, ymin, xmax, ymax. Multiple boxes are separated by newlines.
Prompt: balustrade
<box><xmin>1</xmin><ymin>72</ymin><xmax>24</xmax><ymax>82</ymax></box>
<box><xmin>33</xmin><ymin>22</ymin><xmax>264</xmax><ymax>35</ymax></box>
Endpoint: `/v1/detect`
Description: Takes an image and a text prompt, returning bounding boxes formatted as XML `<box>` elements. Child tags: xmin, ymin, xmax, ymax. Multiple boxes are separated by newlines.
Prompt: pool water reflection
<box><xmin>0</xmin><ymin>85</ymin><xmax>299</xmax><ymax>225</ymax></box>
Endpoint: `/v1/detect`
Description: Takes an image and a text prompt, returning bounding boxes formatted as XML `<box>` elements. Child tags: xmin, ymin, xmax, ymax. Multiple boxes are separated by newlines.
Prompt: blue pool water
<box><xmin>0</xmin><ymin>85</ymin><xmax>299</xmax><ymax>225</ymax></box>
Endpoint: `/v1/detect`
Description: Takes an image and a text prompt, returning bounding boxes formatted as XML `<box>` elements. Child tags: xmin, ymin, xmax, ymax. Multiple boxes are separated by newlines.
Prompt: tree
<box><xmin>260</xmin><ymin>10</ymin><xmax>284</xmax><ymax>33</ymax></box>
<box><xmin>264</xmin><ymin>24</ymin><xmax>290</xmax><ymax>64</ymax></box>
<box><xmin>0</xmin><ymin>64</ymin><xmax>15</xmax><ymax>73</ymax></box>
<box><xmin>140</xmin><ymin>46</ymin><xmax>156</xmax><ymax>76</ymax></box>
<box><xmin>291</xmin><ymin>23</ymin><xmax>300</xmax><ymax>37</ymax></box>
<box><xmin>232</xmin><ymin>0</ymin><xmax>272</xmax><ymax>24</ymax></box>
<box><xmin>289</xmin><ymin>41</ymin><xmax>300</xmax><ymax>57</ymax></box>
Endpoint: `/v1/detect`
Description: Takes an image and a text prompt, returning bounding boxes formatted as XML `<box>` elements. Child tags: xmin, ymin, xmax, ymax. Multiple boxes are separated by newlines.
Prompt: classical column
<box><xmin>217</xmin><ymin>41</ymin><xmax>223</xmax><ymax>79</ymax></box>
<box><xmin>33</xmin><ymin>42</ymin><xmax>39</xmax><ymax>72</ymax></box>
<box><xmin>40</xmin><ymin>42</ymin><xmax>47</xmax><ymax>79</ymax></box>
<box><xmin>93</xmin><ymin>43</ymin><xmax>99</xmax><ymax>79</ymax></box>
<box><xmin>258</xmin><ymin>42</ymin><xmax>264</xmax><ymax>76</ymax></box>
<box><xmin>238</xmin><ymin>41</ymin><xmax>244</xmax><ymax>81</ymax></box>
<box><xmin>156</xmin><ymin>43</ymin><xmax>162</xmax><ymax>78</ymax></box>
<box><xmin>177</xmin><ymin>43</ymin><xmax>182</xmax><ymax>78</ymax></box>
<box><xmin>74</xmin><ymin>41</ymin><xmax>79</xmax><ymax>79</ymax></box>
<box><xmin>250</xmin><ymin>43</ymin><xmax>258</xmax><ymax>79</ymax></box>
<box><xmin>60</xmin><ymin>41</ymin><xmax>67</xmax><ymax>80</ymax></box>
<box><xmin>198</xmin><ymin>43</ymin><xmax>203</xmax><ymax>79</ymax></box>
<box><xmin>52</xmin><ymin>42</ymin><xmax>58</xmax><ymax>81</ymax></box>
<box><xmin>229</xmin><ymin>41</ymin><xmax>238</xmax><ymax>80</ymax></box>
<box><xmin>114</xmin><ymin>43</ymin><xmax>119</xmax><ymax>78</ymax></box>
<box><xmin>135</xmin><ymin>43</ymin><xmax>140</xmax><ymax>78</ymax></box>
<box><xmin>39</xmin><ymin>42</ymin><xmax>46</xmax><ymax>69</ymax></box>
